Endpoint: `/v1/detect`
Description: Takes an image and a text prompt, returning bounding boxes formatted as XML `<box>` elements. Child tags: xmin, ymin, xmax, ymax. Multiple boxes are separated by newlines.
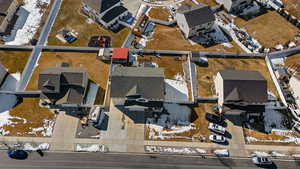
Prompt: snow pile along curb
<box><xmin>75</xmin><ymin>144</ymin><xmax>107</xmax><ymax>152</ymax></box>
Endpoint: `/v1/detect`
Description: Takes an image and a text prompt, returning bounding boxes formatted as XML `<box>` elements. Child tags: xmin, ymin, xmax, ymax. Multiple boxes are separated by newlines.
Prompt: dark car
<box><xmin>7</xmin><ymin>150</ymin><xmax>28</xmax><ymax>160</ymax></box>
<box><xmin>64</xmin><ymin>34</ymin><xmax>77</xmax><ymax>43</ymax></box>
<box><xmin>205</xmin><ymin>113</ymin><xmax>225</xmax><ymax>125</ymax></box>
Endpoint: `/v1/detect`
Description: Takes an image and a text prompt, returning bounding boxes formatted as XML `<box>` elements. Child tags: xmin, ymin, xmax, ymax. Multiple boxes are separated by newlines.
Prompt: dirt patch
<box><xmin>48</xmin><ymin>0</ymin><xmax>130</xmax><ymax>47</ymax></box>
<box><xmin>235</xmin><ymin>11</ymin><xmax>299</xmax><ymax>48</ymax></box>
<box><xmin>285</xmin><ymin>54</ymin><xmax>300</xmax><ymax>73</ymax></box>
<box><xmin>196</xmin><ymin>58</ymin><xmax>278</xmax><ymax>97</ymax></box>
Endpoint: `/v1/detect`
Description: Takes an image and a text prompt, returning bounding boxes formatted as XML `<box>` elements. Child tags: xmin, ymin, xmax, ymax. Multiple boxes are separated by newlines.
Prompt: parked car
<box><xmin>252</xmin><ymin>156</ymin><xmax>272</xmax><ymax>165</ymax></box>
<box><xmin>208</xmin><ymin>123</ymin><xmax>226</xmax><ymax>135</ymax></box>
<box><xmin>209</xmin><ymin>134</ymin><xmax>226</xmax><ymax>143</ymax></box>
<box><xmin>205</xmin><ymin>113</ymin><xmax>224</xmax><ymax>125</ymax></box>
<box><xmin>64</xmin><ymin>34</ymin><xmax>77</xmax><ymax>43</ymax></box>
<box><xmin>7</xmin><ymin>150</ymin><xmax>28</xmax><ymax>160</ymax></box>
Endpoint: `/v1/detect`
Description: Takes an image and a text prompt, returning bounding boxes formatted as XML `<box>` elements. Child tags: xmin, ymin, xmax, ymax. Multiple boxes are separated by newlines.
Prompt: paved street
<box><xmin>0</xmin><ymin>151</ymin><xmax>300</xmax><ymax>169</ymax></box>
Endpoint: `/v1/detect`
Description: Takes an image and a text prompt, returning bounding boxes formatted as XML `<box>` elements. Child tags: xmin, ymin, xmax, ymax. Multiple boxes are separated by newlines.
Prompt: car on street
<box><xmin>252</xmin><ymin>156</ymin><xmax>272</xmax><ymax>165</ymax></box>
<box><xmin>7</xmin><ymin>150</ymin><xmax>28</xmax><ymax>160</ymax></box>
<box><xmin>209</xmin><ymin>134</ymin><xmax>226</xmax><ymax>143</ymax></box>
<box><xmin>205</xmin><ymin>113</ymin><xmax>224</xmax><ymax>125</ymax></box>
<box><xmin>208</xmin><ymin>123</ymin><xmax>226</xmax><ymax>135</ymax></box>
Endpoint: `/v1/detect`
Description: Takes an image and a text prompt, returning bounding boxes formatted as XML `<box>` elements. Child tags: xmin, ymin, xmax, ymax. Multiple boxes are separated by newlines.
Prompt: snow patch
<box><xmin>75</xmin><ymin>144</ymin><xmax>107</xmax><ymax>152</ymax></box>
<box><xmin>5</xmin><ymin>0</ymin><xmax>51</xmax><ymax>45</ymax></box>
<box><xmin>23</xmin><ymin>143</ymin><xmax>50</xmax><ymax>151</ymax></box>
<box><xmin>145</xmin><ymin>146</ymin><xmax>207</xmax><ymax>155</ymax></box>
<box><xmin>214</xmin><ymin>149</ymin><xmax>229</xmax><ymax>156</ymax></box>
<box><xmin>271</xmin><ymin>152</ymin><xmax>287</xmax><ymax>157</ymax></box>
<box><xmin>252</xmin><ymin>151</ymin><xmax>270</xmax><ymax>157</ymax></box>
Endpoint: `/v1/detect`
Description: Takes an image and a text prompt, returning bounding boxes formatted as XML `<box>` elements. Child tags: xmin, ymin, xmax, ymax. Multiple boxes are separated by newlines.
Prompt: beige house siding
<box><xmin>290</xmin><ymin>76</ymin><xmax>300</xmax><ymax>109</ymax></box>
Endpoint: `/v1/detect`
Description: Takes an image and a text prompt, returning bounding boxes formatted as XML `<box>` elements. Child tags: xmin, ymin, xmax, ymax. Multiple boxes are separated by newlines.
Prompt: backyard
<box><xmin>235</xmin><ymin>11</ymin><xmax>299</xmax><ymax>48</ymax></box>
<box><xmin>282</xmin><ymin>0</ymin><xmax>300</xmax><ymax>18</ymax></box>
<box><xmin>285</xmin><ymin>54</ymin><xmax>300</xmax><ymax>73</ymax></box>
<box><xmin>148</xmin><ymin>7</ymin><xmax>171</xmax><ymax>21</ymax></box>
<box><xmin>145</xmin><ymin>24</ymin><xmax>244</xmax><ymax>52</ymax></box>
<box><xmin>47</xmin><ymin>0</ymin><xmax>130</xmax><ymax>47</ymax></box>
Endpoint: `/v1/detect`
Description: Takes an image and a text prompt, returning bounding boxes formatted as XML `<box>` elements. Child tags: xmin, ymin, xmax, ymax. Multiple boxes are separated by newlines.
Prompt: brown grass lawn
<box><xmin>244</xmin><ymin>126</ymin><xmax>299</xmax><ymax>146</ymax></box>
<box><xmin>146</xmin><ymin>24</ymin><xmax>244</xmax><ymax>52</ymax></box>
<box><xmin>148</xmin><ymin>7</ymin><xmax>171</xmax><ymax>21</ymax></box>
<box><xmin>3</xmin><ymin>98</ymin><xmax>55</xmax><ymax>137</ymax></box>
<box><xmin>285</xmin><ymin>54</ymin><xmax>300</xmax><ymax>73</ymax></box>
<box><xmin>196</xmin><ymin>58</ymin><xmax>278</xmax><ymax>97</ymax></box>
<box><xmin>48</xmin><ymin>0</ymin><xmax>130</xmax><ymax>47</ymax></box>
<box><xmin>282</xmin><ymin>0</ymin><xmax>300</xmax><ymax>19</ymax></box>
<box><xmin>235</xmin><ymin>11</ymin><xmax>299</xmax><ymax>48</ymax></box>
<box><xmin>0</xmin><ymin>51</ymin><xmax>30</xmax><ymax>73</ymax></box>
<box><xmin>180</xmin><ymin>0</ymin><xmax>217</xmax><ymax>7</ymax></box>
<box><xmin>26</xmin><ymin>52</ymin><xmax>110</xmax><ymax>104</ymax></box>
<box><xmin>145</xmin><ymin>103</ymin><xmax>213</xmax><ymax>142</ymax></box>
<box><xmin>138</xmin><ymin>55</ymin><xmax>186</xmax><ymax>79</ymax></box>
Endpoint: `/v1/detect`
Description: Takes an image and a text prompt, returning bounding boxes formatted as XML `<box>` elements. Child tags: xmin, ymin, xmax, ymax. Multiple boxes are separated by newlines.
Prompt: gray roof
<box><xmin>102</xmin><ymin>6</ymin><xmax>127</xmax><ymax>23</ymax></box>
<box><xmin>38</xmin><ymin>67</ymin><xmax>88</xmax><ymax>105</ymax></box>
<box><xmin>83</xmin><ymin>0</ymin><xmax>120</xmax><ymax>13</ymax></box>
<box><xmin>219</xmin><ymin>69</ymin><xmax>268</xmax><ymax>104</ymax></box>
<box><xmin>177</xmin><ymin>3</ymin><xmax>215</xmax><ymax>28</ymax></box>
<box><xmin>111</xmin><ymin>66</ymin><xmax>165</xmax><ymax>101</ymax></box>
<box><xmin>219</xmin><ymin>69</ymin><xmax>266</xmax><ymax>81</ymax></box>
<box><xmin>0</xmin><ymin>0</ymin><xmax>14</xmax><ymax>14</ymax></box>
<box><xmin>0</xmin><ymin>64</ymin><xmax>8</xmax><ymax>86</ymax></box>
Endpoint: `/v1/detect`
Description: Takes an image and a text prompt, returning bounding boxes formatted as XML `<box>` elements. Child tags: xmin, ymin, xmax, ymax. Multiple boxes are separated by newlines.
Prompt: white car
<box><xmin>208</xmin><ymin>123</ymin><xmax>225</xmax><ymax>135</ymax></box>
<box><xmin>209</xmin><ymin>134</ymin><xmax>226</xmax><ymax>143</ymax></box>
<box><xmin>252</xmin><ymin>156</ymin><xmax>272</xmax><ymax>165</ymax></box>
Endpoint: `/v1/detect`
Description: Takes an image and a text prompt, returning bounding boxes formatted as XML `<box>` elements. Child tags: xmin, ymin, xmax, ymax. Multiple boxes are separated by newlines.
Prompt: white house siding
<box><xmin>290</xmin><ymin>76</ymin><xmax>300</xmax><ymax>109</ymax></box>
<box><xmin>176</xmin><ymin>13</ymin><xmax>190</xmax><ymax>39</ymax></box>
<box><xmin>214</xmin><ymin>72</ymin><xmax>224</xmax><ymax>107</ymax></box>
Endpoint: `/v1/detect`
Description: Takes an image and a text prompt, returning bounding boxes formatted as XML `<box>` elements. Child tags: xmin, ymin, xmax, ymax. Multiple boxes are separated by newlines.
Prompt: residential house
<box><xmin>110</xmin><ymin>66</ymin><xmax>165</xmax><ymax>110</ymax></box>
<box><xmin>38</xmin><ymin>66</ymin><xmax>88</xmax><ymax>107</ymax></box>
<box><xmin>176</xmin><ymin>3</ymin><xmax>215</xmax><ymax>39</ymax></box>
<box><xmin>214</xmin><ymin>69</ymin><xmax>268</xmax><ymax>114</ymax></box>
<box><xmin>289</xmin><ymin>75</ymin><xmax>300</xmax><ymax>109</ymax></box>
<box><xmin>82</xmin><ymin>0</ymin><xmax>129</xmax><ymax>29</ymax></box>
<box><xmin>218</xmin><ymin>0</ymin><xmax>253</xmax><ymax>14</ymax></box>
<box><xmin>0</xmin><ymin>0</ymin><xmax>18</xmax><ymax>35</ymax></box>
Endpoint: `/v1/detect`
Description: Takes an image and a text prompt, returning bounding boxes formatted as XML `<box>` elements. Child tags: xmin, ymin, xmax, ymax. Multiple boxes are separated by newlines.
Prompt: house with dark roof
<box><xmin>82</xmin><ymin>0</ymin><xmax>129</xmax><ymax>29</ymax></box>
<box><xmin>110</xmin><ymin>66</ymin><xmax>165</xmax><ymax>109</ymax></box>
<box><xmin>0</xmin><ymin>0</ymin><xmax>18</xmax><ymax>35</ymax></box>
<box><xmin>38</xmin><ymin>66</ymin><xmax>88</xmax><ymax>106</ymax></box>
<box><xmin>176</xmin><ymin>3</ymin><xmax>215</xmax><ymax>38</ymax></box>
<box><xmin>218</xmin><ymin>0</ymin><xmax>253</xmax><ymax>14</ymax></box>
<box><xmin>214</xmin><ymin>69</ymin><xmax>268</xmax><ymax>111</ymax></box>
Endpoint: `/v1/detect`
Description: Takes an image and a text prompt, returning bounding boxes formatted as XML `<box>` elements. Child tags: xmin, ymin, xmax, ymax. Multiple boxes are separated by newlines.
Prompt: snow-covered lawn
<box><xmin>145</xmin><ymin>145</ymin><xmax>207</xmax><ymax>155</ymax></box>
<box><xmin>146</xmin><ymin>103</ymin><xmax>194</xmax><ymax>140</ymax></box>
<box><xmin>27</xmin><ymin>119</ymin><xmax>55</xmax><ymax>136</ymax></box>
<box><xmin>5</xmin><ymin>0</ymin><xmax>51</xmax><ymax>45</ymax></box>
<box><xmin>75</xmin><ymin>144</ymin><xmax>107</xmax><ymax>152</ymax></box>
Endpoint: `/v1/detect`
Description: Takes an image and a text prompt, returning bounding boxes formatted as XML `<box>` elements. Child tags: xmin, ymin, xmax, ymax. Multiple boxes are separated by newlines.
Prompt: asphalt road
<box><xmin>17</xmin><ymin>0</ymin><xmax>62</xmax><ymax>91</ymax></box>
<box><xmin>0</xmin><ymin>152</ymin><xmax>299</xmax><ymax>169</ymax></box>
